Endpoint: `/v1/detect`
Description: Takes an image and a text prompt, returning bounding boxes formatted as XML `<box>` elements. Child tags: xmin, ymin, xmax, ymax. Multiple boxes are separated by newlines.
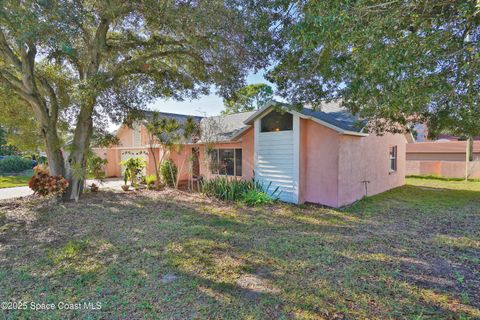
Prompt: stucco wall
<box><xmin>116</xmin><ymin>126</ymin><xmax>133</xmax><ymax>147</ymax></box>
<box><xmin>337</xmin><ymin>133</ymin><xmax>406</xmax><ymax>207</ymax></box>
<box><xmin>407</xmin><ymin>153</ymin><xmax>479</xmax><ymax>161</ymax></box>
<box><xmin>299</xmin><ymin>119</ymin><xmax>340</xmax><ymax>207</ymax></box>
<box><xmin>406</xmin><ymin>160</ymin><xmax>480</xmax><ymax>178</ymax></box>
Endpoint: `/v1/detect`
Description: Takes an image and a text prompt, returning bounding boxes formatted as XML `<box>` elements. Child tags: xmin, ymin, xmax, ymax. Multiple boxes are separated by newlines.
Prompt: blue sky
<box><xmin>146</xmin><ymin>71</ymin><xmax>273</xmax><ymax>116</ymax></box>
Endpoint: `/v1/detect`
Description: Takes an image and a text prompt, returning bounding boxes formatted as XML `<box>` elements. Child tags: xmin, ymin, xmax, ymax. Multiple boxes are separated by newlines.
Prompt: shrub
<box><xmin>241</xmin><ymin>189</ymin><xmax>274</xmax><ymax>206</ymax></box>
<box><xmin>0</xmin><ymin>145</ymin><xmax>19</xmax><ymax>156</ymax></box>
<box><xmin>145</xmin><ymin>175</ymin><xmax>157</xmax><ymax>188</ymax></box>
<box><xmin>201</xmin><ymin>177</ymin><xmax>281</xmax><ymax>204</ymax></box>
<box><xmin>0</xmin><ymin>156</ymin><xmax>33</xmax><ymax>173</ymax></box>
<box><xmin>28</xmin><ymin>165</ymin><xmax>69</xmax><ymax>196</ymax></box>
<box><xmin>120</xmin><ymin>157</ymin><xmax>146</xmax><ymax>186</ymax></box>
<box><xmin>160</xmin><ymin>159</ymin><xmax>177</xmax><ymax>187</ymax></box>
<box><xmin>86</xmin><ymin>154</ymin><xmax>107</xmax><ymax>181</ymax></box>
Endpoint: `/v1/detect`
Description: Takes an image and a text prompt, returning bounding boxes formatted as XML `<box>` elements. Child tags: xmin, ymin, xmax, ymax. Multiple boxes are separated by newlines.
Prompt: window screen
<box><xmin>219</xmin><ymin>149</ymin><xmax>235</xmax><ymax>176</ymax></box>
<box><xmin>235</xmin><ymin>149</ymin><xmax>242</xmax><ymax>176</ymax></box>
<box><xmin>261</xmin><ymin>110</ymin><xmax>293</xmax><ymax>132</ymax></box>
<box><xmin>210</xmin><ymin>148</ymin><xmax>242</xmax><ymax>176</ymax></box>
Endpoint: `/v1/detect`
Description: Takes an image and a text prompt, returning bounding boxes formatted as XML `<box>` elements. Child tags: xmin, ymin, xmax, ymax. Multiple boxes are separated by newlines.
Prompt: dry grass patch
<box><xmin>0</xmin><ymin>179</ymin><xmax>479</xmax><ymax>319</ymax></box>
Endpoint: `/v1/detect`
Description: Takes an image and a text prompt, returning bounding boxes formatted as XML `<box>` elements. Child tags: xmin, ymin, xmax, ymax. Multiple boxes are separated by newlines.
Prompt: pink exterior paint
<box><xmin>94</xmin><ymin>118</ymin><xmax>405</xmax><ymax>207</ymax></box>
<box><xmin>298</xmin><ymin>120</ymin><xmax>405</xmax><ymax>207</ymax></box>
<box><xmin>337</xmin><ymin>133</ymin><xmax>405</xmax><ymax>207</ymax></box>
<box><xmin>299</xmin><ymin>119</ymin><xmax>340</xmax><ymax>207</ymax></box>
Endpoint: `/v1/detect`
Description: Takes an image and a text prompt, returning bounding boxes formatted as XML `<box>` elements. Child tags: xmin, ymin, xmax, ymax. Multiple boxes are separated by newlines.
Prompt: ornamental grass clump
<box><xmin>28</xmin><ymin>165</ymin><xmax>69</xmax><ymax>196</ymax></box>
<box><xmin>200</xmin><ymin>176</ymin><xmax>280</xmax><ymax>205</ymax></box>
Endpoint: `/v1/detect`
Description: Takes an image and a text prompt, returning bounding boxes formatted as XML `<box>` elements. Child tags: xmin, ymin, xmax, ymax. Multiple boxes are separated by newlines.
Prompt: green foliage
<box><xmin>222</xmin><ymin>84</ymin><xmax>273</xmax><ymax>114</ymax></box>
<box><xmin>0</xmin><ymin>145</ymin><xmax>19</xmax><ymax>156</ymax></box>
<box><xmin>269</xmin><ymin>1</ymin><xmax>480</xmax><ymax>138</ymax></box>
<box><xmin>200</xmin><ymin>176</ymin><xmax>280</xmax><ymax>204</ymax></box>
<box><xmin>0</xmin><ymin>156</ymin><xmax>33</xmax><ymax>173</ymax></box>
<box><xmin>0</xmin><ymin>127</ymin><xmax>6</xmax><ymax>146</ymax></box>
<box><xmin>0</xmin><ymin>87</ymin><xmax>43</xmax><ymax>152</ymax></box>
<box><xmin>160</xmin><ymin>160</ymin><xmax>177</xmax><ymax>188</ymax></box>
<box><xmin>86</xmin><ymin>154</ymin><xmax>108</xmax><ymax>182</ymax></box>
<box><xmin>0</xmin><ymin>0</ymin><xmax>281</xmax><ymax>200</ymax></box>
<box><xmin>241</xmin><ymin>189</ymin><xmax>273</xmax><ymax>206</ymax></box>
<box><xmin>121</xmin><ymin>157</ymin><xmax>146</xmax><ymax>186</ymax></box>
<box><xmin>145</xmin><ymin>175</ymin><xmax>157</xmax><ymax>188</ymax></box>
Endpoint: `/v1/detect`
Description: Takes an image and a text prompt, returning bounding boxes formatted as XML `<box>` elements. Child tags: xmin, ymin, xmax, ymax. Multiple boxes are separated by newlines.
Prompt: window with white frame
<box><xmin>389</xmin><ymin>146</ymin><xmax>397</xmax><ymax>172</ymax></box>
<box><xmin>210</xmin><ymin>148</ymin><xmax>242</xmax><ymax>176</ymax></box>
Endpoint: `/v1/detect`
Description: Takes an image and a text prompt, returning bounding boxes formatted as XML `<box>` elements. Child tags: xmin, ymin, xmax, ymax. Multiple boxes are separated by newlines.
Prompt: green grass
<box><xmin>0</xmin><ymin>178</ymin><xmax>479</xmax><ymax>319</ymax></box>
<box><xmin>0</xmin><ymin>170</ymin><xmax>33</xmax><ymax>188</ymax></box>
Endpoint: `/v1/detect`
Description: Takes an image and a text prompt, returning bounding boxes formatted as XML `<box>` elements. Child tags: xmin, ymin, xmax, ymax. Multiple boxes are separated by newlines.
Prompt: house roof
<box><xmin>244</xmin><ymin>100</ymin><xmax>368</xmax><ymax>136</ymax></box>
<box><xmin>199</xmin><ymin>111</ymin><xmax>255</xmax><ymax>142</ymax></box>
<box><xmin>143</xmin><ymin>111</ymin><xmax>203</xmax><ymax>123</ymax></box>
<box><xmin>137</xmin><ymin>100</ymin><xmax>368</xmax><ymax>144</ymax></box>
<box><xmin>406</xmin><ymin>141</ymin><xmax>480</xmax><ymax>154</ymax></box>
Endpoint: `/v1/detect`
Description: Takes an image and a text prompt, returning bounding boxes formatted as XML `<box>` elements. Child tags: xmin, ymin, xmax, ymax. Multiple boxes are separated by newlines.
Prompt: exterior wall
<box><xmin>407</xmin><ymin>153</ymin><xmax>473</xmax><ymax>161</ymax></box>
<box><xmin>406</xmin><ymin>140</ymin><xmax>480</xmax><ymax>178</ymax></box>
<box><xmin>195</xmin><ymin>128</ymin><xmax>254</xmax><ymax>180</ymax></box>
<box><xmin>116</xmin><ymin>126</ymin><xmax>133</xmax><ymax>147</ymax></box>
<box><xmin>254</xmin><ymin>115</ymin><xmax>300</xmax><ymax>204</ymax></box>
<box><xmin>337</xmin><ymin>133</ymin><xmax>405</xmax><ymax>207</ymax></box>
<box><xmin>406</xmin><ymin>160</ymin><xmax>480</xmax><ymax>178</ymax></box>
<box><xmin>299</xmin><ymin>119</ymin><xmax>340</xmax><ymax>207</ymax></box>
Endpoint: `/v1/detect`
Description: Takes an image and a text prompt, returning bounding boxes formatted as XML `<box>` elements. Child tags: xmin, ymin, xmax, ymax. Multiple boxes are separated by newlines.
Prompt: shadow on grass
<box><xmin>0</xmin><ymin>187</ymin><xmax>479</xmax><ymax>319</ymax></box>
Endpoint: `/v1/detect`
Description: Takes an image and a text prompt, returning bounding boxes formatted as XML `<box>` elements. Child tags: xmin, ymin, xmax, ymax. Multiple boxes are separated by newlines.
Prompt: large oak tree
<box><xmin>0</xmin><ymin>0</ymin><xmax>285</xmax><ymax>200</ymax></box>
<box><xmin>269</xmin><ymin>1</ymin><xmax>480</xmax><ymax>140</ymax></box>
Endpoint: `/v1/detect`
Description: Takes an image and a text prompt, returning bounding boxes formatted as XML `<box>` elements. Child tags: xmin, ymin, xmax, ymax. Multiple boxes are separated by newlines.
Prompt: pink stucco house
<box><xmin>94</xmin><ymin>101</ymin><xmax>406</xmax><ymax>207</ymax></box>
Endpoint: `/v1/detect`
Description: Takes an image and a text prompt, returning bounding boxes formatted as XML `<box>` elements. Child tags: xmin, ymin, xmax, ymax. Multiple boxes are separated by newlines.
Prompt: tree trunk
<box><xmin>63</xmin><ymin>105</ymin><xmax>94</xmax><ymax>201</ymax></box>
<box><xmin>42</xmin><ymin>127</ymin><xmax>65</xmax><ymax>176</ymax></box>
<box><xmin>465</xmin><ymin>137</ymin><xmax>473</xmax><ymax>180</ymax></box>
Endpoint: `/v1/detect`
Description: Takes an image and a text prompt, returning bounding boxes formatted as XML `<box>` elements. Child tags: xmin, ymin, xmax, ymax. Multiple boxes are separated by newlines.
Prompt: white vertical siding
<box><xmin>254</xmin><ymin>115</ymin><xmax>300</xmax><ymax>203</ymax></box>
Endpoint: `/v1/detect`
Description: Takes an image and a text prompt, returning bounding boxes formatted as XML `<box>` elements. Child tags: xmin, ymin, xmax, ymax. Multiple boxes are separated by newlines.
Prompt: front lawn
<box><xmin>0</xmin><ymin>170</ymin><xmax>33</xmax><ymax>189</ymax></box>
<box><xmin>0</xmin><ymin>178</ymin><xmax>478</xmax><ymax>319</ymax></box>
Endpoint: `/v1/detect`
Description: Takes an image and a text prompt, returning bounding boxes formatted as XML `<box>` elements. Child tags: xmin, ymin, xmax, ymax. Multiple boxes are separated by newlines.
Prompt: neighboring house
<box><xmin>94</xmin><ymin>101</ymin><xmax>406</xmax><ymax>207</ymax></box>
<box><xmin>406</xmin><ymin>141</ymin><xmax>480</xmax><ymax>178</ymax></box>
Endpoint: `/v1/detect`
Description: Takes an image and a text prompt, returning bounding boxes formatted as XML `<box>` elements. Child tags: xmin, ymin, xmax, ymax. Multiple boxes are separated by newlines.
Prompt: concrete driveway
<box><xmin>0</xmin><ymin>178</ymin><xmax>124</xmax><ymax>200</ymax></box>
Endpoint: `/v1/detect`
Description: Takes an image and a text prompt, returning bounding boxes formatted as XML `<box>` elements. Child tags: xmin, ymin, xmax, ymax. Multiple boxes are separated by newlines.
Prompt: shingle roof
<box><xmin>244</xmin><ymin>100</ymin><xmax>366</xmax><ymax>134</ymax></box>
<box><xmin>141</xmin><ymin>100</ymin><xmax>366</xmax><ymax>143</ymax></box>
<box><xmin>199</xmin><ymin>111</ymin><xmax>255</xmax><ymax>142</ymax></box>
<box><xmin>298</xmin><ymin>101</ymin><xmax>365</xmax><ymax>133</ymax></box>
<box><xmin>143</xmin><ymin>111</ymin><xmax>203</xmax><ymax>123</ymax></box>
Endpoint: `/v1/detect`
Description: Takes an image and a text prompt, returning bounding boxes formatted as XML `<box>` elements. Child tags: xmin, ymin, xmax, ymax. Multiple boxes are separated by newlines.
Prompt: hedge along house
<box><xmin>94</xmin><ymin>101</ymin><xmax>406</xmax><ymax>207</ymax></box>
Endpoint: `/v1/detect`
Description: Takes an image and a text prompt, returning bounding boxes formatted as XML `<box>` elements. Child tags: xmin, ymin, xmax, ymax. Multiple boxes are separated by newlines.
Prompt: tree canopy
<box><xmin>222</xmin><ymin>83</ymin><xmax>273</xmax><ymax>114</ymax></box>
<box><xmin>0</xmin><ymin>85</ymin><xmax>43</xmax><ymax>152</ymax></box>
<box><xmin>0</xmin><ymin>0</ymin><xmax>287</xmax><ymax>199</ymax></box>
<box><xmin>268</xmin><ymin>1</ymin><xmax>480</xmax><ymax>138</ymax></box>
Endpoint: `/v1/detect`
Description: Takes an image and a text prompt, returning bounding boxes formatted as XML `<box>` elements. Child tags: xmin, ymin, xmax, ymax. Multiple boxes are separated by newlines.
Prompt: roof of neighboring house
<box><xmin>199</xmin><ymin>111</ymin><xmax>256</xmax><ymax>142</ymax></box>
<box><xmin>244</xmin><ymin>100</ymin><xmax>367</xmax><ymax>136</ymax></box>
<box><xmin>406</xmin><ymin>141</ymin><xmax>480</xmax><ymax>154</ymax></box>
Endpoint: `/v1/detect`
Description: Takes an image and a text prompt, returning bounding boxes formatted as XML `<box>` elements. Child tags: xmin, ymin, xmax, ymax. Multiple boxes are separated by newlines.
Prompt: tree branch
<box><xmin>87</xmin><ymin>17</ymin><xmax>110</xmax><ymax>76</ymax></box>
<box><xmin>38</xmin><ymin>78</ymin><xmax>60</xmax><ymax>126</ymax></box>
<box><xmin>0</xmin><ymin>29</ymin><xmax>22</xmax><ymax>70</ymax></box>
